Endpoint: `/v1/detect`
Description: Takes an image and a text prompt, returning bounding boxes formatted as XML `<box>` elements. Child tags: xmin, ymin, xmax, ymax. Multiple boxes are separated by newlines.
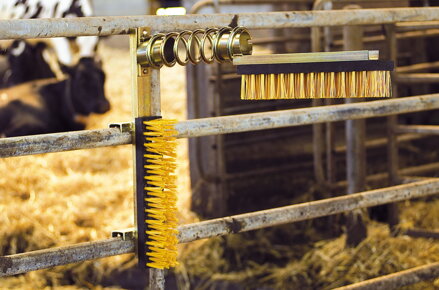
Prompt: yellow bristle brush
<box><xmin>233</xmin><ymin>50</ymin><xmax>394</xmax><ymax>100</ymax></box>
<box><xmin>135</xmin><ymin>117</ymin><xmax>179</xmax><ymax>269</ymax></box>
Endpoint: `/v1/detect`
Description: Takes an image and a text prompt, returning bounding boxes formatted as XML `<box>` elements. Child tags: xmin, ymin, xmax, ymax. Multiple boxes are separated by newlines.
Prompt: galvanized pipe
<box><xmin>311</xmin><ymin>0</ymin><xmax>330</xmax><ymax>189</ymax></box>
<box><xmin>1</xmin><ymin>179</ymin><xmax>439</xmax><ymax>277</ymax></box>
<box><xmin>175</xmin><ymin>94</ymin><xmax>439</xmax><ymax>138</ymax></box>
<box><xmin>396</xmin><ymin>21</ymin><xmax>439</xmax><ymax>32</ymax></box>
<box><xmin>1</xmin><ymin>8</ymin><xmax>439</xmax><ymax>39</ymax></box>
<box><xmin>334</xmin><ymin>262</ymin><xmax>439</xmax><ymax>290</ymax></box>
<box><xmin>334</xmin><ymin>134</ymin><xmax>425</xmax><ymax>154</ymax></box>
<box><xmin>396</xmin><ymin>61</ymin><xmax>439</xmax><ymax>73</ymax></box>
<box><xmin>396</xmin><ymin>73</ymin><xmax>439</xmax><ymax>84</ymax></box>
<box><xmin>336</xmin><ymin>162</ymin><xmax>439</xmax><ymax>189</ymax></box>
<box><xmin>0</xmin><ymin>128</ymin><xmax>132</xmax><ymax>158</ymax></box>
<box><xmin>396</xmin><ymin>125</ymin><xmax>439</xmax><ymax>135</ymax></box>
<box><xmin>344</xmin><ymin>5</ymin><xmax>367</xmax><ymax>247</ymax></box>
<box><xmin>0</xmin><ymin>238</ymin><xmax>135</xmax><ymax>277</ymax></box>
<box><xmin>178</xmin><ymin>178</ymin><xmax>439</xmax><ymax>243</ymax></box>
<box><xmin>2</xmin><ymin>94</ymin><xmax>439</xmax><ymax>158</ymax></box>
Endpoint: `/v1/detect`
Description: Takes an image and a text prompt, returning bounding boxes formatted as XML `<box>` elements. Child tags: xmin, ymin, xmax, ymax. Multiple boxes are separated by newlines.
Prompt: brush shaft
<box><xmin>135</xmin><ymin>116</ymin><xmax>161</xmax><ymax>269</ymax></box>
<box><xmin>233</xmin><ymin>50</ymin><xmax>379</xmax><ymax>65</ymax></box>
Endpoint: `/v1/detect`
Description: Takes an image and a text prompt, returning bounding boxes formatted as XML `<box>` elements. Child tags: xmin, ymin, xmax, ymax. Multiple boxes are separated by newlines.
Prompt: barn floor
<box><xmin>0</xmin><ymin>41</ymin><xmax>438</xmax><ymax>289</ymax></box>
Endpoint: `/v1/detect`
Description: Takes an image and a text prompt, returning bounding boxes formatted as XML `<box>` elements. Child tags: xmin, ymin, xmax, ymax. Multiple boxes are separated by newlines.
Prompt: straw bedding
<box><xmin>1</xmin><ymin>42</ymin><xmax>438</xmax><ymax>289</ymax></box>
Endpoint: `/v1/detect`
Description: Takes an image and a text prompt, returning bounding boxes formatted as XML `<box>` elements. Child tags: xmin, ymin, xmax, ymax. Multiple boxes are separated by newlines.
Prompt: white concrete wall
<box><xmin>92</xmin><ymin>0</ymin><xmax>149</xmax><ymax>16</ymax></box>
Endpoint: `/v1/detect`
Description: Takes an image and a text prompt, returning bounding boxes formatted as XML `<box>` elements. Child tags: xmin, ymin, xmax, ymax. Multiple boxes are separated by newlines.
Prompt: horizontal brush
<box><xmin>240</xmin><ymin>71</ymin><xmax>391</xmax><ymax>100</ymax></box>
<box><xmin>235</xmin><ymin>51</ymin><xmax>394</xmax><ymax>100</ymax></box>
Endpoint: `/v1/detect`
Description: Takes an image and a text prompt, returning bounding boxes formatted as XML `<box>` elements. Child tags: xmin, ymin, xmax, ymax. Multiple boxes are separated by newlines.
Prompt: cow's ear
<box><xmin>94</xmin><ymin>55</ymin><xmax>103</xmax><ymax>68</ymax></box>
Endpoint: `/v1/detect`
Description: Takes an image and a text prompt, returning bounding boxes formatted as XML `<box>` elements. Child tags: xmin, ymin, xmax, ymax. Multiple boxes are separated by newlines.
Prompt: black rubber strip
<box><xmin>135</xmin><ymin>116</ymin><xmax>161</xmax><ymax>269</ymax></box>
<box><xmin>237</xmin><ymin>60</ymin><xmax>394</xmax><ymax>75</ymax></box>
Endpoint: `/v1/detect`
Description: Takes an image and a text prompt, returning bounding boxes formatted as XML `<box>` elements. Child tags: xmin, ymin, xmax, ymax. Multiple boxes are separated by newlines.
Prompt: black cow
<box><xmin>2</xmin><ymin>40</ymin><xmax>56</xmax><ymax>87</ymax></box>
<box><xmin>0</xmin><ymin>57</ymin><xmax>109</xmax><ymax>137</ymax></box>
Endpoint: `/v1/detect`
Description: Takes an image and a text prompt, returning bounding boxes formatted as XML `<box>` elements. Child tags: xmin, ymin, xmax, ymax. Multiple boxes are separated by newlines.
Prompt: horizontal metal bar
<box><xmin>336</xmin><ymin>162</ymin><xmax>439</xmax><ymax>188</ymax></box>
<box><xmin>396</xmin><ymin>21</ymin><xmax>439</xmax><ymax>32</ymax></box>
<box><xmin>190</xmin><ymin>0</ymin><xmax>408</xmax><ymax>14</ymax></box>
<box><xmin>333</xmin><ymin>29</ymin><xmax>439</xmax><ymax>47</ymax></box>
<box><xmin>403</xmin><ymin>228</ymin><xmax>439</xmax><ymax>239</ymax></box>
<box><xmin>233</xmin><ymin>50</ymin><xmax>377</xmax><ymax>65</ymax></box>
<box><xmin>2</xmin><ymin>179</ymin><xmax>438</xmax><ymax>277</ymax></box>
<box><xmin>396</xmin><ymin>73</ymin><xmax>439</xmax><ymax>84</ymax></box>
<box><xmin>334</xmin><ymin>134</ymin><xmax>425</xmax><ymax>154</ymax></box>
<box><xmin>177</xmin><ymin>178</ymin><xmax>439</xmax><ymax>242</ymax></box>
<box><xmin>1</xmin><ymin>8</ymin><xmax>439</xmax><ymax>39</ymax></box>
<box><xmin>3</xmin><ymin>94</ymin><xmax>439</xmax><ymax>158</ymax></box>
<box><xmin>175</xmin><ymin>94</ymin><xmax>439</xmax><ymax>138</ymax></box>
<box><xmin>0</xmin><ymin>128</ymin><xmax>132</xmax><ymax>158</ymax></box>
<box><xmin>334</xmin><ymin>262</ymin><xmax>439</xmax><ymax>290</ymax></box>
<box><xmin>396</xmin><ymin>125</ymin><xmax>439</xmax><ymax>135</ymax></box>
<box><xmin>0</xmin><ymin>238</ymin><xmax>135</xmax><ymax>277</ymax></box>
<box><xmin>396</xmin><ymin>61</ymin><xmax>439</xmax><ymax>73</ymax></box>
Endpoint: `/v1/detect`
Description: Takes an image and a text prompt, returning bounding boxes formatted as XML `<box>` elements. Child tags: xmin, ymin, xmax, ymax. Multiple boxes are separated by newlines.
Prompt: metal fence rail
<box><xmin>334</xmin><ymin>262</ymin><xmax>439</xmax><ymax>290</ymax></box>
<box><xmin>2</xmin><ymin>94</ymin><xmax>439</xmax><ymax>158</ymax></box>
<box><xmin>1</xmin><ymin>178</ymin><xmax>438</xmax><ymax>277</ymax></box>
<box><xmin>1</xmin><ymin>8</ymin><xmax>439</xmax><ymax>39</ymax></box>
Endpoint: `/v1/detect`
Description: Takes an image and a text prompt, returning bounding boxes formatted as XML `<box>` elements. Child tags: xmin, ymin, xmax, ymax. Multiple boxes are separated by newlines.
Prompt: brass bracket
<box><xmin>135</xmin><ymin>27</ymin><xmax>151</xmax><ymax>77</ymax></box>
<box><xmin>109</xmin><ymin>122</ymin><xmax>134</xmax><ymax>133</ymax></box>
<box><xmin>111</xmin><ymin>228</ymin><xmax>136</xmax><ymax>241</ymax></box>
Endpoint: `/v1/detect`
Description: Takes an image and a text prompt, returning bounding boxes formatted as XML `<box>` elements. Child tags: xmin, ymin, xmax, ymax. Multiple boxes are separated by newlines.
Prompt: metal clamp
<box><xmin>111</xmin><ymin>228</ymin><xmax>136</xmax><ymax>241</ymax></box>
<box><xmin>109</xmin><ymin>122</ymin><xmax>134</xmax><ymax>133</ymax></box>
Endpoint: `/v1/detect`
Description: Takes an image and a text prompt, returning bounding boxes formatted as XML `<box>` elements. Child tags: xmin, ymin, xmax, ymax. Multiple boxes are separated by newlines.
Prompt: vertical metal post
<box><xmin>311</xmin><ymin>0</ymin><xmax>333</xmax><ymax>189</ymax></box>
<box><xmin>130</xmin><ymin>28</ymin><xmax>165</xmax><ymax>290</ymax></box>
<box><xmin>325</xmin><ymin>109</ymin><xmax>336</xmax><ymax>185</ymax></box>
<box><xmin>343</xmin><ymin>4</ymin><xmax>367</xmax><ymax>247</ymax></box>
<box><xmin>311</xmin><ymin>23</ymin><xmax>326</xmax><ymax>188</ymax></box>
<box><xmin>385</xmin><ymin>24</ymin><xmax>401</xmax><ymax>229</ymax></box>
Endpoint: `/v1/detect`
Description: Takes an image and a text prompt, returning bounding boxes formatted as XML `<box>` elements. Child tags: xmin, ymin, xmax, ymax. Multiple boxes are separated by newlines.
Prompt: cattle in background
<box><xmin>0</xmin><ymin>0</ymin><xmax>99</xmax><ymax>66</ymax></box>
<box><xmin>0</xmin><ymin>57</ymin><xmax>109</xmax><ymax>137</ymax></box>
<box><xmin>2</xmin><ymin>40</ymin><xmax>56</xmax><ymax>87</ymax></box>
<box><xmin>0</xmin><ymin>1</ymin><xmax>105</xmax><ymax>102</ymax></box>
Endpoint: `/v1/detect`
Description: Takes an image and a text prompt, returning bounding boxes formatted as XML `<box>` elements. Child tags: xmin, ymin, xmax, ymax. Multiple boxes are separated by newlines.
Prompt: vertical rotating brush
<box><xmin>135</xmin><ymin>117</ymin><xmax>179</xmax><ymax>269</ymax></box>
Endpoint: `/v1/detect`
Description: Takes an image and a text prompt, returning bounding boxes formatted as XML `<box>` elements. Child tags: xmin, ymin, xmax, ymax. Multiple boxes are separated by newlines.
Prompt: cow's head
<box><xmin>5</xmin><ymin>40</ymin><xmax>55</xmax><ymax>87</ymax></box>
<box><xmin>62</xmin><ymin>57</ymin><xmax>110</xmax><ymax>115</ymax></box>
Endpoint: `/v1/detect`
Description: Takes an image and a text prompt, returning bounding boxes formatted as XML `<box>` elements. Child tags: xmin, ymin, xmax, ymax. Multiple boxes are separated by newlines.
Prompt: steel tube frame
<box><xmin>1</xmin><ymin>7</ymin><xmax>439</xmax><ymax>288</ymax></box>
<box><xmin>1</xmin><ymin>8</ymin><xmax>439</xmax><ymax>39</ymax></box>
<box><xmin>344</xmin><ymin>5</ymin><xmax>367</xmax><ymax>247</ymax></box>
<box><xmin>174</xmin><ymin>94</ymin><xmax>439</xmax><ymax>138</ymax></box>
<box><xmin>397</xmin><ymin>125</ymin><xmax>439</xmax><ymax>135</ymax></box>
<box><xmin>396</xmin><ymin>73</ymin><xmax>439</xmax><ymax>84</ymax></box>
<box><xmin>2</xmin><ymin>94</ymin><xmax>439</xmax><ymax>158</ymax></box>
<box><xmin>1</xmin><ymin>178</ymin><xmax>439</xmax><ymax>277</ymax></box>
<box><xmin>334</xmin><ymin>262</ymin><xmax>439</xmax><ymax>290</ymax></box>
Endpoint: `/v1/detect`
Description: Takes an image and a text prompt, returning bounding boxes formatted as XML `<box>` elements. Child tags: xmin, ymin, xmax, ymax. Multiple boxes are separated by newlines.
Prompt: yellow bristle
<box><xmin>143</xmin><ymin>118</ymin><xmax>179</xmax><ymax>270</ymax></box>
<box><xmin>241</xmin><ymin>70</ymin><xmax>392</xmax><ymax>100</ymax></box>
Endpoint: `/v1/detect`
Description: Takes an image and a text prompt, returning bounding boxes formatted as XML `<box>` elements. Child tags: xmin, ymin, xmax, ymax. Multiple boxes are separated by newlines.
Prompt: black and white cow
<box><xmin>3</xmin><ymin>40</ymin><xmax>56</xmax><ymax>86</ymax></box>
<box><xmin>0</xmin><ymin>57</ymin><xmax>108</xmax><ymax>137</ymax></box>
<box><xmin>0</xmin><ymin>0</ymin><xmax>110</xmax><ymax>123</ymax></box>
<box><xmin>0</xmin><ymin>0</ymin><xmax>99</xmax><ymax>66</ymax></box>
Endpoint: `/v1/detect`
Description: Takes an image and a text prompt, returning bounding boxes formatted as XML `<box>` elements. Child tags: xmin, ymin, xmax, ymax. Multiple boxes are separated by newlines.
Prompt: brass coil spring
<box><xmin>137</xmin><ymin>26</ymin><xmax>252</xmax><ymax>68</ymax></box>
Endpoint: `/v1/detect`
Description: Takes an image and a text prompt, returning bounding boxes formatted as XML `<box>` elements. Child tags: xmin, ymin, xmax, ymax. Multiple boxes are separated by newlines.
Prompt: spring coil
<box><xmin>137</xmin><ymin>26</ymin><xmax>252</xmax><ymax>68</ymax></box>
